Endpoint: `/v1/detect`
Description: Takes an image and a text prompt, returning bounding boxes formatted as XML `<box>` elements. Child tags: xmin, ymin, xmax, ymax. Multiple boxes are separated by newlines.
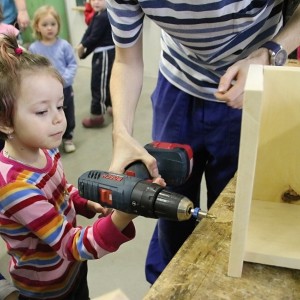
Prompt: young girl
<box><xmin>29</xmin><ymin>5</ymin><xmax>77</xmax><ymax>153</ymax></box>
<box><xmin>77</xmin><ymin>0</ymin><xmax>115</xmax><ymax>128</ymax></box>
<box><xmin>0</xmin><ymin>34</ymin><xmax>136</xmax><ymax>300</ymax></box>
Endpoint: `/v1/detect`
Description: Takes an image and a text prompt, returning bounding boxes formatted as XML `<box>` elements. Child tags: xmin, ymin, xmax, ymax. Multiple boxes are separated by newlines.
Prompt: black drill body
<box><xmin>78</xmin><ymin>170</ymin><xmax>193</xmax><ymax>221</ymax></box>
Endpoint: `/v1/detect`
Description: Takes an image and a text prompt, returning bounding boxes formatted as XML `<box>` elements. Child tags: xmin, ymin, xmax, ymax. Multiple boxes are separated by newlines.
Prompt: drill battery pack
<box><xmin>125</xmin><ymin>141</ymin><xmax>193</xmax><ymax>186</ymax></box>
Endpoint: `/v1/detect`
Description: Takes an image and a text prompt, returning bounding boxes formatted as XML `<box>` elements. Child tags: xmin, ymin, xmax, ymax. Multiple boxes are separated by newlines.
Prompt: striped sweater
<box><xmin>0</xmin><ymin>148</ymin><xmax>135</xmax><ymax>299</ymax></box>
<box><xmin>107</xmin><ymin>0</ymin><xmax>284</xmax><ymax>101</ymax></box>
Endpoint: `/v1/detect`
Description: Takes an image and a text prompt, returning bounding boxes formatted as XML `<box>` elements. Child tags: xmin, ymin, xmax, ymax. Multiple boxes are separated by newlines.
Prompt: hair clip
<box><xmin>15</xmin><ymin>47</ymin><xmax>23</xmax><ymax>55</ymax></box>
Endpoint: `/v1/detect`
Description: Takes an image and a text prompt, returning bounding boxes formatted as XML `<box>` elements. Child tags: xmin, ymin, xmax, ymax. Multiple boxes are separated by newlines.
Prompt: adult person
<box><xmin>0</xmin><ymin>0</ymin><xmax>29</xmax><ymax>30</ymax></box>
<box><xmin>0</xmin><ymin>0</ymin><xmax>29</xmax><ymax>151</ymax></box>
<box><xmin>106</xmin><ymin>0</ymin><xmax>300</xmax><ymax>284</ymax></box>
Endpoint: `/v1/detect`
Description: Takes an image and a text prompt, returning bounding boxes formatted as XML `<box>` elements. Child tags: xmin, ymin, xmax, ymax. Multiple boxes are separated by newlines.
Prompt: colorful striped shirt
<box><xmin>106</xmin><ymin>0</ymin><xmax>284</xmax><ymax>101</ymax></box>
<box><xmin>0</xmin><ymin>148</ymin><xmax>135</xmax><ymax>299</ymax></box>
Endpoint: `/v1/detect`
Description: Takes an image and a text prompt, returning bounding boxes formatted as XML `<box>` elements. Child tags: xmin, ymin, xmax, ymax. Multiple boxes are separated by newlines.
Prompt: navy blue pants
<box><xmin>63</xmin><ymin>86</ymin><xmax>76</xmax><ymax>140</ymax></box>
<box><xmin>90</xmin><ymin>49</ymin><xmax>115</xmax><ymax>115</ymax></box>
<box><xmin>145</xmin><ymin>71</ymin><xmax>242</xmax><ymax>284</ymax></box>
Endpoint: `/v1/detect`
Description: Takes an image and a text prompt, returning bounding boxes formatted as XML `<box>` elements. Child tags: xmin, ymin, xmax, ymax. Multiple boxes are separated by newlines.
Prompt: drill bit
<box><xmin>190</xmin><ymin>207</ymin><xmax>216</xmax><ymax>220</ymax></box>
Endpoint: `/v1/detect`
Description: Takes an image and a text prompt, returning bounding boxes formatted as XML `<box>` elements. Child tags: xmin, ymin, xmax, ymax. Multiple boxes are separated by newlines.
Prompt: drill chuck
<box><xmin>150</xmin><ymin>189</ymin><xmax>193</xmax><ymax>221</ymax></box>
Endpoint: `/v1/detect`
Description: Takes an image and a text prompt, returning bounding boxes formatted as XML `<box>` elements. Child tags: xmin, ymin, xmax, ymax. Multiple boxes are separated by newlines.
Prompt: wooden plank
<box><xmin>228</xmin><ymin>65</ymin><xmax>300</xmax><ymax>277</ymax></box>
<box><xmin>253</xmin><ymin>66</ymin><xmax>300</xmax><ymax>203</ymax></box>
<box><xmin>228</xmin><ymin>64</ymin><xmax>264</xmax><ymax>277</ymax></box>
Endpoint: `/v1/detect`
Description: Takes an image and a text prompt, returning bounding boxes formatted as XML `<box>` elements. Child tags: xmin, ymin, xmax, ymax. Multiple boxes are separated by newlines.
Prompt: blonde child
<box><xmin>0</xmin><ymin>34</ymin><xmax>137</xmax><ymax>300</ymax></box>
<box><xmin>29</xmin><ymin>5</ymin><xmax>77</xmax><ymax>153</ymax></box>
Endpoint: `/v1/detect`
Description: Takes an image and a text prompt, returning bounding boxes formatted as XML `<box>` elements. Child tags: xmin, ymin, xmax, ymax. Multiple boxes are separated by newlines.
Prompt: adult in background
<box><xmin>106</xmin><ymin>0</ymin><xmax>300</xmax><ymax>284</ymax></box>
<box><xmin>0</xmin><ymin>0</ymin><xmax>29</xmax><ymax>30</ymax></box>
<box><xmin>0</xmin><ymin>0</ymin><xmax>29</xmax><ymax>151</ymax></box>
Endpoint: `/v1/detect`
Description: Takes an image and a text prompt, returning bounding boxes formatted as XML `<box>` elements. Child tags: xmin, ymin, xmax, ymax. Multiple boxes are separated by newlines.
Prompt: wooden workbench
<box><xmin>143</xmin><ymin>177</ymin><xmax>300</xmax><ymax>300</ymax></box>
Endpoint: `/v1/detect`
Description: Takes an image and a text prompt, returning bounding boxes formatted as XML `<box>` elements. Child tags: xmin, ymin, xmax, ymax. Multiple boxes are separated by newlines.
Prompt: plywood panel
<box><xmin>228</xmin><ymin>64</ymin><xmax>264</xmax><ymax>277</ymax></box>
<box><xmin>253</xmin><ymin>67</ymin><xmax>300</xmax><ymax>202</ymax></box>
<box><xmin>228</xmin><ymin>65</ymin><xmax>300</xmax><ymax>277</ymax></box>
<box><xmin>245</xmin><ymin>200</ymin><xmax>300</xmax><ymax>268</ymax></box>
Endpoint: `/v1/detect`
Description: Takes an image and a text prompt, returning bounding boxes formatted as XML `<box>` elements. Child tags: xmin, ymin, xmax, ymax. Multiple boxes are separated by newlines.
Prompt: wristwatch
<box><xmin>261</xmin><ymin>41</ymin><xmax>288</xmax><ymax>66</ymax></box>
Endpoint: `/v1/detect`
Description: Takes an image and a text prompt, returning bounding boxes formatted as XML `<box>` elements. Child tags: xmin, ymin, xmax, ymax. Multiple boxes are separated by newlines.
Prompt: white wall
<box><xmin>64</xmin><ymin>0</ymin><xmax>161</xmax><ymax>78</ymax></box>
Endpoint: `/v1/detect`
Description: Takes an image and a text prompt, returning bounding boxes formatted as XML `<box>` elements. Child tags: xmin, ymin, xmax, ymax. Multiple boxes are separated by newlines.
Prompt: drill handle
<box><xmin>124</xmin><ymin>161</ymin><xmax>151</xmax><ymax>180</ymax></box>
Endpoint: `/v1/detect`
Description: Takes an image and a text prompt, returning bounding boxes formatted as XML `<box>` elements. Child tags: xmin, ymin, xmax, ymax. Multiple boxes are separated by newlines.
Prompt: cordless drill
<box><xmin>78</xmin><ymin>142</ymin><xmax>214</xmax><ymax>221</ymax></box>
<box><xmin>78</xmin><ymin>170</ymin><xmax>211</xmax><ymax>221</ymax></box>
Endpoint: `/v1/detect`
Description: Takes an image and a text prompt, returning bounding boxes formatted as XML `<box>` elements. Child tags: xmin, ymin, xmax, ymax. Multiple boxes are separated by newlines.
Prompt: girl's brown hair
<box><xmin>0</xmin><ymin>34</ymin><xmax>63</xmax><ymax>140</ymax></box>
<box><xmin>31</xmin><ymin>5</ymin><xmax>61</xmax><ymax>41</ymax></box>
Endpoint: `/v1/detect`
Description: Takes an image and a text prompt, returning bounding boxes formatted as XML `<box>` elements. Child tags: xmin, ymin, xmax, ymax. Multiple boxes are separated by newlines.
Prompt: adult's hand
<box><xmin>17</xmin><ymin>9</ymin><xmax>30</xmax><ymax>30</ymax></box>
<box><xmin>109</xmin><ymin>132</ymin><xmax>160</xmax><ymax>179</ymax></box>
<box><xmin>215</xmin><ymin>47</ymin><xmax>269</xmax><ymax>109</ymax></box>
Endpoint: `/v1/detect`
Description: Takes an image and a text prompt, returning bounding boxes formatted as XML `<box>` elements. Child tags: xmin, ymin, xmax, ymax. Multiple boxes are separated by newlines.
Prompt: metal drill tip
<box><xmin>190</xmin><ymin>208</ymin><xmax>216</xmax><ymax>220</ymax></box>
<box><xmin>205</xmin><ymin>213</ymin><xmax>217</xmax><ymax>219</ymax></box>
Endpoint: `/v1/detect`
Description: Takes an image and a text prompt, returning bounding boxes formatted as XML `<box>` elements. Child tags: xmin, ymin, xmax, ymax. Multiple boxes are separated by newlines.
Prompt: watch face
<box><xmin>274</xmin><ymin>49</ymin><xmax>288</xmax><ymax>66</ymax></box>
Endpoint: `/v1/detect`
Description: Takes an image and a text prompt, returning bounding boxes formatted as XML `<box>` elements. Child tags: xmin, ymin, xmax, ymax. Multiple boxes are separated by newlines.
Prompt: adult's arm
<box><xmin>14</xmin><ymin>0</ymin><xmax>29</xmax><ymax>30</ymax></box>
<box><xmin>109</xmin><ymin>35</ymin><xmax>159</xmax><ymax>178</ymax></box>
<box><xmin>215</xmin><ymin>5</ymin><xmax>300</xmax><ymax>109</ymax></box>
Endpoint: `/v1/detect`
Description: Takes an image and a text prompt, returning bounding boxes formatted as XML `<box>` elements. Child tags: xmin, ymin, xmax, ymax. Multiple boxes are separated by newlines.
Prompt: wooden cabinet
<box><xmin>228</xmin><ymin>65</ymin><xmax>300</xmax><ymax>277</ymax></box>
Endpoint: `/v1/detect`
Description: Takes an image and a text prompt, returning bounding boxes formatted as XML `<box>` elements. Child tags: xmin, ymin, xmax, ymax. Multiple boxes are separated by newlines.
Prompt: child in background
<box><xmin>29</xmin><ymin>5</ymin><xmax>77</xmax><ymax>153</ymax></box>
<box><xmin>77</xmin><ymin>0</ymin><xmax>115</xmax><ymax>128</ymax></box>
<box><xmin>0</xmin><ymin>34</ymin><xmax>137</xmax><ymax>300</ymax></box>
<box><xmin>84</xmin><ymin>0</ymin><xmax>94</xmax><ymax>26</ymax></box>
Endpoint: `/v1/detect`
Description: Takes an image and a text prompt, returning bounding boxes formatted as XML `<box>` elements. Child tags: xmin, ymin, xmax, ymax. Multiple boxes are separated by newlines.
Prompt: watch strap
<box><xmin>261</xmin><ymin>41</ymin><xmax>282</xmax><ymax>53</ymax></box>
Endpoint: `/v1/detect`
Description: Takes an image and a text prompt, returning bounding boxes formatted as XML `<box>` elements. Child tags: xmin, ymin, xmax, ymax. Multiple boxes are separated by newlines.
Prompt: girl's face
<box><xmin>11</xmin><ymin>71</ymin><xmax>66</xmax><ymax>151</ymax></box>
<box><xmin>91</xmin><ymin>0</ymin><xmax>106</xmax><ymax>12</ymax></box>
<box><xmin>36</xmin><ymin>13</ymin><xmax>59</xmax><ymax>41</ymax></box>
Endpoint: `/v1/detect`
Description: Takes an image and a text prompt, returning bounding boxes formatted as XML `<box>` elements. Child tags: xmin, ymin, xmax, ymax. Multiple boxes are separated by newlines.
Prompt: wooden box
<box><xmin>228</xmin><ymin>65</ymin><xmax>300</xmax><ymax>277</ymax></box>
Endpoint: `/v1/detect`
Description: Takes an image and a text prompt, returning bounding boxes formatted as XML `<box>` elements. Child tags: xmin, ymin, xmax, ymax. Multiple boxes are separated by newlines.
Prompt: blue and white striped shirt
<box><xmin>107</xmin><ymin>0</ymin><xmax>284</xmax><ymax>101</ymax></box>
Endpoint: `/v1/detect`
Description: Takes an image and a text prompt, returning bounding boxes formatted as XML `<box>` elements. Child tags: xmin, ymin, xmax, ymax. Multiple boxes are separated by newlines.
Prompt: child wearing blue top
<box><xmin>29</xmin><ymin>5</ymin><xmax>77</xmax><ymax>153</ymax></box>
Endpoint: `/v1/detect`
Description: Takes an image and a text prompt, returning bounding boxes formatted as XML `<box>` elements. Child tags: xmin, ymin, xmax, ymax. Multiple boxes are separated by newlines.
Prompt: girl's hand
<box><xmin>86</xmin><ymin>200</ymin><xmax>111</xmax><ymax>216</ymax></box>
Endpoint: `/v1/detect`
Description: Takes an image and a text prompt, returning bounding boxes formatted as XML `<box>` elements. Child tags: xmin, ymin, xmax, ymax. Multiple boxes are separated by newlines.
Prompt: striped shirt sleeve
<box><xmin>106</xmin><ymin>0</ymin><xmax>145</xmax><ymax>47</ymax></box>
